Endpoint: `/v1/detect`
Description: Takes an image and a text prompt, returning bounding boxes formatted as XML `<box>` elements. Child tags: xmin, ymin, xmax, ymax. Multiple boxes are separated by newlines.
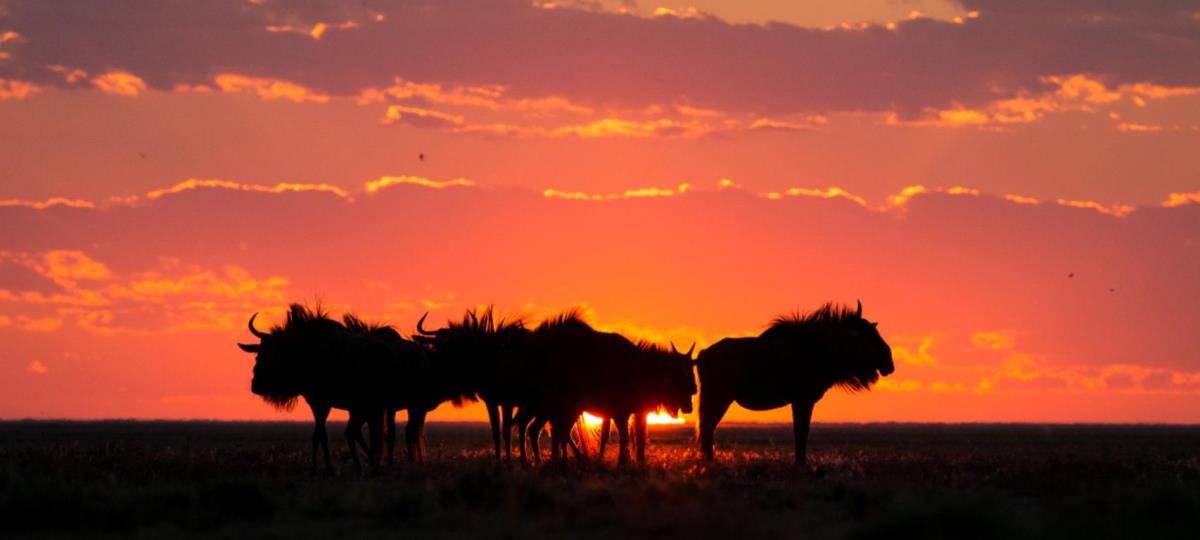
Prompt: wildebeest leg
<box><xmin>406</xmin><ymin>407</ymin><xmax>428</xmax><ymax>463</ymax></box>
<box><xmin>485</xmin><ymin>400</ymin><xmax>502</xmax><ymax>459</ymax></box>
<box><xmin>553</xmin><ymin>418</ymin><xmax>575</xmax><ymax>462</ymax></box>
<box><xmin>366</xmin><ymin>410</ymin><xmax>384</xmax><ymax>468</ymax></box>
<box><xmin>309</xmin><ymin>402</ymin><xmax>332</xmax><ymax>475</ymax></box>
<box><xmin>598</xmin><ymin>417</ymin><xmax>612</xmax><ymax>458</ymax></box>
<box><xmin>528</xmin><ymin>417</ymin><xmax>548</xmax><ymax>464</ymax></box>
<box><xmin>571</xmin><ymin>417</ymin><xmax>590</xmax><ymax>461</ymax></box>
<box><xmin>385</xmin><ymin>409</ymin><xmax>397</xmax><ymax>465</ymax></box>
<box><xmin>344</xmin><ymin>410</ymin><xmax>364</xmax><ymax>467</ymax></box>
<box><xmin>698</xmin><ymin>395</ymin><xmax>732</xmax><ymax>461</ymax></box>
<box><xmin>614</xmin><ymin>414</ymin><xmax>631</xmax><ymax>465</ymax></box>
<box><xmin>634</xmin><ymin>413</ymin><xmax>648</xmax><ymax>464</ymax></box>
<box><xmin>514</xmin><ymin>407</ymin><xmax>535</xmax><ymax>464</ymax></box>
<box><xmin>501</xmin><ymin>404</ymin><xmax>514</xmax><ymax>459</ymax></box>
<box><xmin>791</xmin><ymin>400</ymin><xmax>815</xmax><ymax>466</ymax></box>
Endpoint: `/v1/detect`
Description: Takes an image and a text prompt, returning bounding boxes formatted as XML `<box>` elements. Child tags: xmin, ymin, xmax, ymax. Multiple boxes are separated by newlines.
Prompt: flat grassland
<box><xmin>2</xmin><ymin>422</ymin><xmax>1199</xmax><ymax>538</ymax></box>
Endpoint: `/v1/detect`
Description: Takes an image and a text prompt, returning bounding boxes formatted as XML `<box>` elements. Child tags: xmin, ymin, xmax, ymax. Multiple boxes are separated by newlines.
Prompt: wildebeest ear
<box><xmin>237</xmin><ymin>343</ymin><xmax>259</xmax><ymax>353</ymax></box>
<box><xmin>871</xmin><ymin>322</ymin><xmax>878</xmax><ymax>328</ymax></box>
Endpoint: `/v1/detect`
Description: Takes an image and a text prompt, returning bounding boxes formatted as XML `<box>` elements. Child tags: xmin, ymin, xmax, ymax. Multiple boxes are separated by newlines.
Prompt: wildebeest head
<box><xmin>834</xmin><ymin>300</ymin><xmax>894</xmax><ymax>391</ymax></box>
<box><xmin>236</xmin><ymin>310</ymin><xmax>307</xmax><ymax>410</ymax></box>
<box><xmin>641</xmin><ymin>341</ymin><xmax>698</xmax><ymax>416</ymax></box>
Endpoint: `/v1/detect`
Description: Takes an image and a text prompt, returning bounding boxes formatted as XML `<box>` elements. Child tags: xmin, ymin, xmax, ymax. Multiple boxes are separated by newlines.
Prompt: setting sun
<box><xmin>582</xmin><ymin>410</ymin><xmax>687</xmax><ymax>427</ymax></box>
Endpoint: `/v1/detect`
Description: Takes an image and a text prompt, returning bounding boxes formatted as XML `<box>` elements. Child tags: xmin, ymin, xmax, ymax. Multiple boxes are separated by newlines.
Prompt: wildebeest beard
<box><xmin>260</xmin><ymin>392</ymin><xmax>300</xmax><ymax>411</ymax></box>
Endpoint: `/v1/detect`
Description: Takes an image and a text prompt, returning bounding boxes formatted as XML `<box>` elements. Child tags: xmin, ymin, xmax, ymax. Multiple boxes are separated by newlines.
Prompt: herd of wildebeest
<box><xmin>236</xmin><ymin>300</ymin><xmax>895</xmax><ymax>472</ymax></box>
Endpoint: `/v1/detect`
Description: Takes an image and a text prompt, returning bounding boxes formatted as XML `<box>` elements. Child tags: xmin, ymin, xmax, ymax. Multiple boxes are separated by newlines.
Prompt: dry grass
<box><xmin>2</xmin><ymin>422</ymin><xmax>1199</xmax><ymax>538</ymax></box>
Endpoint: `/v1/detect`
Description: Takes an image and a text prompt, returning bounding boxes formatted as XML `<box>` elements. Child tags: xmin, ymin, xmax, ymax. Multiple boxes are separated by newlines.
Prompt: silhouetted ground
<box><xmin>2</xmin><ymin>422</ymin><xmax>1199</xmax><ymax>539</ymax></box>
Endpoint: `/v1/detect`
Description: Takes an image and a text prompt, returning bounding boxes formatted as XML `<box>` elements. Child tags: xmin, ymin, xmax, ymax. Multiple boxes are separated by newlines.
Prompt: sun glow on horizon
<box><xmin>582</xmin><ymin>409</ymin><xmax>687</xmax><ymax>427</ymax></box>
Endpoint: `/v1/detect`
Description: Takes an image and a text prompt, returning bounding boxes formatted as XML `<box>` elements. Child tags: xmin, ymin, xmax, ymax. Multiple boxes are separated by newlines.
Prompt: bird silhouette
<box><xmin>419</xmin><ymin>153</ymin><xmax>425</xmax><ymax>161</ymax></box>
<box><xmin>1067</xmin><ymin>272</ymin><xmax>1074</xmax><ymax>278</ymax></box>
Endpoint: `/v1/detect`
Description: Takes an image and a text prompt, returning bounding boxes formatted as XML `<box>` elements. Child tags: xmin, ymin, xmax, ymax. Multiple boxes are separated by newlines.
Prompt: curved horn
<box><xmin>685</xmin><ymin>342</ymin><xmax>696</xmax><ymax>357</ymax></box>
<box><xmin>670</xmin><ymin>341</ymin><xmax>679</xmax><ymax>354</ymax></box>
<box><xmin>248</xmin><ymin>313</ymin><xmax>269</xmax><ymax>339</ymax></box>
<box><xmin>416</xmin><ymin>312</ymin><xmax>435</xmax><ymax>335</ymax></box>
<box><xmin>855</xmin><ymin>299</ymin><xmax>863</xmax><ymax>318</ymax></box>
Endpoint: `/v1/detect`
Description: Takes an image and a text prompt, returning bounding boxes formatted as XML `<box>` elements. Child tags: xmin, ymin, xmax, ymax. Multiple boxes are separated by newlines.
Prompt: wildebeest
<box><xmin>340</xmin><ymin>313</ymin><xmax>437</xmax><ymax>464</ymax></box>
<box><xmin>696</xmin><ymin>301</ymin><xmax>893</xmax><ymax>465</ymax></box>
<box><xmin>513</xmin><ymin>311</ymin><xmax>698</xmax><ymax>464</ymax></box>
<box><xmin>595</xmin><ymin>341</ymin><xmax>697</xmax><ymax>463</ymax></box>
<box><xmin>412</xmin><ymin>306</ymin><xmax>529</xmax><ymax>459</ymax></box>
<box><xmin>236</xmin><ymin>304</ymin><xmax>430</xmax><ymax>472</ymax></box>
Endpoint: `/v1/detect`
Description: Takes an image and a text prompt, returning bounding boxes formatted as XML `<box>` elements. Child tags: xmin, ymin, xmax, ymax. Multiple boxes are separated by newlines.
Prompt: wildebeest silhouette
<box><xmin>511</xmin><ymin>310</ymin><xmax>698</xmax><ymax>464</ymax></box>
<box><xmin>413</xmin><ymin>306</ymin><xmax>530</xmax><ymax>459</ymax></box>
<box><xmin>236</xmin><ymin>304</ymin><xmax>430</xmax><ymax>472</ymax></box>
<box><xmin>595</xmin><ymin>341</ymin><xmax>697</xmax><ymax>463</ymax></box>
<box><xmin>340</xmin><ymin>313</ymin><xmax>435</xmax><ymax>464</ymax></box>
<box><xmin>696</xmin><ymin>301</ymin><xmax>893</xmax><ymax>465</ymax></box>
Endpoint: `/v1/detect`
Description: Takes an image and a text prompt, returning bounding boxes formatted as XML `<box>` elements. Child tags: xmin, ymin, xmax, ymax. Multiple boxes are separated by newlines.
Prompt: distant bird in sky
<box><xmin>1109</xmin><ymin>288</ymin><xmax>1116</xmax><ymax>293</ymax></box>
<box><xmin>138</xmin><ymin>152</ymin><xmax>146</xmax><ymax>159</ymax></box>
<box><xmin>1067</xmin><ymin>272</ymin><xmax>1074</xmax><ymax>278</ymax></box>
<box><xmin>419</xmin><ymin>153</ymin><xmax>425</xmax><ymax>161</ymax></box>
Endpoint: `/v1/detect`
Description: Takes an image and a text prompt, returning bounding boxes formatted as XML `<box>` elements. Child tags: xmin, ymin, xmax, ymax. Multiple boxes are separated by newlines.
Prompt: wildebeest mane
<box><xmin>267</xmin><ymin>302</ymin><xmax>340</xmax><ymax>336</ymax></box>
<box><xmin>342</xmin><ymin>313</ymin><xmax>399</xmax><ymax>339</ymax></box>
<box><xmin>637</xmin><ymin>340</ymin><xmax>672</xmax><ymax>356</ymax></box>
<box><xmin>443</xmin><ymin>306</ymin><xmax>529</xmax><ymax>336</ymax></box>
<box><xmin>761</xmin><ymin>302</ymin><xmax>882</xmax><ymax>392</ymax></box>
<box><xmin>762</xmin><ymin>302</ymin><xmax>860</xmax><ymax>338</ymax></box>
<box><xmin>536</xmin><ymin>307</ymin><xmax>592</xmax><ymax>332</ymax></box>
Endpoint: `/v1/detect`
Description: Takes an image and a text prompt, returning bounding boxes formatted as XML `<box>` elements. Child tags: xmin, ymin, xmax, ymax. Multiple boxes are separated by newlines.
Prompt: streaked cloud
<box><xmin>363</xmin><ymin>175</ymin><xmax>474</xmax><ymax>193</ymax></box>
<box><xmin>542</xmin><ymin>183</ymin><xmax>692</xmax><ymax>201</ymax></box>
<box><xmin>358</xmin><ymin>77</ymin><xmax>592</xmax><ymax>115</ymax></box>
<box><xmin>0</xmin><ymin>197</ymin><xmax>94</xmax><ymax>209</ymax></box>
<box><xmin>382</xmin><ymin>104</ymin><xmax>465</xmax><ymax>127</ymax></box>
<box><xmin>1055</xmin><ymin>198</ymin><xmax>1136</xmax><ymax>218</ymax></box>
<box><xmin>550</xmin><ymin>118</ymin><xmax>713</xmax><ymax>138</ymax></box>
<box><xmin>214</xmin><ymin>74</ymin><xmax>330</xmax><ymax>104</ymax></box>
<box><xmin>144</xmin><ymin>179</ymin><xmax>351</xmax><ymax>202</ymax></box>
<box><xmin>776</xmin><ymin>187</ymin><xmax>868</xmax><ymax>207</ymax></box>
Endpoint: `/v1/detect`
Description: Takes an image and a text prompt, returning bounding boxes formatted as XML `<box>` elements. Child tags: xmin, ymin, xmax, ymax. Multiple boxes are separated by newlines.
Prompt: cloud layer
<box><xmin>2</xmin><ymin>0</ymin><xmax>1197</xmax><ymax>116</ymax></box>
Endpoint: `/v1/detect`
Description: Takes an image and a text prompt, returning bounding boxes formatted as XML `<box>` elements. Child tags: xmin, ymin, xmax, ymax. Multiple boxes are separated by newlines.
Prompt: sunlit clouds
<box><xmin>363</xmin><ymin>175</ymin><xmax>475</xmax><ymax>193</ymax></box>
<box><xmin>144</xmin><ymin>179</ymin><xmax>352</xmax><ymax>202</ymax></box>
<box><xmin>0</xmin><ymin>249</ymin><xmax>291</xmax><ymax>336</ymax></box>
<box><xmin>0</xmin><ymin>78</ymin><xmax>38</xmax><ymax>100</ymax></box>
<box><xmin>213</xmin><ymin>74</ymin><xmax>330</xmax><ymax>103</ymax></box>
<box><xmin>90</xmin><ymin>71</ymin><xmax>146</xmax><ymax>96</ymax></box>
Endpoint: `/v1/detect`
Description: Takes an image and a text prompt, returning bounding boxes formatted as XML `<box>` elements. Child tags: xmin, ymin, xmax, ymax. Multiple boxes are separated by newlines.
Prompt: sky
<box><xmin>1</xmin><ymin>0</ymin><xmax>1199</xmax><ymax>424</ymax></box>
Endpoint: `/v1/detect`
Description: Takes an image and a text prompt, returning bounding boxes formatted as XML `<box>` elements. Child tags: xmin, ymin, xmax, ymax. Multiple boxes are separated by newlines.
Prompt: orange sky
<box><xmin>2</xmin><ymin>0</ymin><xmax>1199</xmax><ymax>423</ymax></box>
